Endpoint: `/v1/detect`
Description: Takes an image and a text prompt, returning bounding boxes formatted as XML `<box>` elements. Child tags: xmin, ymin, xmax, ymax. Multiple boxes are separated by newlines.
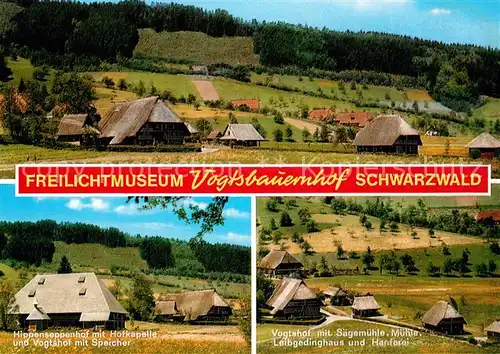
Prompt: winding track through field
<box><xmin>192</xmin><ymin>80</ymin><xmax>220</xmax><ymax>101</ymax></box>
<box><xmin>284</xmin><ymin>118</ymin><xmax>320</xmax><ymax>134</ymax></box>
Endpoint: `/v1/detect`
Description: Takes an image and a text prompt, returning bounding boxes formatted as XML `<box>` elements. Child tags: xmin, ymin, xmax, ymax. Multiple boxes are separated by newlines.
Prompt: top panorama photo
<box><xmin>0</xmin><ymin>0</ymin><xmax>499</xmax><ymax>178</ymax></box>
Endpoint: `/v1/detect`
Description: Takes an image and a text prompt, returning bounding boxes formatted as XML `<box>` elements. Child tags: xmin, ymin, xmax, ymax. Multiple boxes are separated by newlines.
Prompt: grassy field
<box><xmin>473</xmin><ymin>97</ymin><xmax>500</xmax><ymax>121</ymax></box>
<box><xmin>257</xmin><ymin>321</ymin><xmax>496</xmax><ymax>353</ymax></box>
<box><xmin>0</xmin><ymin>320</ymin><xmax>248</xmax><ymax>353</ymax></box>
<box><xmin>135</xmin><ymin>29</ymin><xmax>259</xmax><ymax>66</ymax></box>
<box><xmin>5</xmin><ymin>58</ymin><xmax>55</xmax><ymax>89</ymax></box>
<box><xmin>93</xmin><ymin>87</ymin><xmax>138</xmax><ymax>115</ymax></box>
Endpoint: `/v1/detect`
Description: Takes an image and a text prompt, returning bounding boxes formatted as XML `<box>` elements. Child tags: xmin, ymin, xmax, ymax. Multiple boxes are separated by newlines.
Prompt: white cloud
<box><xmin>223</xmin><ymin>208</ymin><xmax>250</xmax><ymax>219</ymax></box>
<box><xmin>115</xmin><ymin>203</ymin><xmax>141</xmax><ymax>215</ymax></box>
<box><xmin>224</xmin><ymin>232</ymin><xmax>250</xmax><ymax>243</ymax></box>
<box><xmin>66</xmin><ymin>198</ymin><xmax>110</xmax><ymax>212</ymax></box>
<box><xmin>183</xmin><ymin>199</ymin><xmax>208</xmax><ymax>210</ymax></box>
<box><xmin>430</xmin><ymin>8</ymin><xmax>452</xmax><ymax>15</ymax></box>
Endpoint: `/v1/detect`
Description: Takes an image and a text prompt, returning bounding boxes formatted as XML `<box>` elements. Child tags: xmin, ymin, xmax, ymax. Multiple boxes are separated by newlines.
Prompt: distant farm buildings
<box><xmin>322</xmin><ymin>286</ymin><xmax>351</xmax><ymax>306</ymax></box>
<box><xmin>11</xmin><ymin>273</ymin><xmax>127</xmax><ymax>331</ymax></box>
<box><xmin>421</xmin><ymin>300</ymin><xmax>467</xmax><ymax>334</ymax></box>
<box><xmin>231</xmin><ymin>99</ymin><xmax>260</xmax><ymax>112</ymax></box>
<box><xmin>266</xmin><ymin>278</ymin><xmax>322</xmax><ymax>319</ymax></box>
<box><xmin>353</xmin><ymin>114</ymin><xmax>422</xmax><ymax>154</ymax></box>
<box><xmin>308</xmin><ymin>110</ymin><xmax>373</xmax><ymax>127</ymax></box>
<box><xmin>486</xmin><ymin>320</ymin><xmax>500</xmax><ymax>341</ymax></box>
<box><xmin>466</xmin><ymin>132</ymin><xmax>500</xmax><ymax>159</ymax></box>
<box><xmin>205</xmin><ymin>130</ymin><xmax>222</xmax><ymax>143</ymax></box>
<box><xmin>220</xmin><ymin>123</ymin><xmax>266</xmax><ymax>147</ymax></box>
<box><xmin>56</xmin><ymin>114</ymin><xmax>98</xmax><ymax>143</ymax></box>
<box><xmin>258</xmin><ymin>250</ymin><xmax>303</xmax><ymax>278</ymax></box>
<box><xmin>351</xmin><ymin>294</ymin><xmax>381</xmax><ymax>318</ymax></box>
<box><xmin>98</xmin><ymin>96</ymin><xmax>191</xmax><ymax>146</ymax></box>
<box><xmin>475</xmin><ymin>210</ymin><xmax>500</xmax><ymax>224</ymax></box>
<box><xmin>154</xmin><ymin>289</ymin><xmax>232</xmax><ymax>323</ymax></box>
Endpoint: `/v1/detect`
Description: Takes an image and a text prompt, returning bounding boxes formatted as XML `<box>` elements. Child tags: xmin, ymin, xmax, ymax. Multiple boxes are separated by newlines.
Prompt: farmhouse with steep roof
<box><xmin>220</xmin><ymin>123</ymin><xmax>266</xmax><ymax>147</ymax></box>
<box><xmin>266</xmin><ymin>278</ymin><xmax>322</xmax><ymax>319</ymax></box>
<box><xmin>258</xmin><ymin>250</ymin><xmax>303</xmax><ymax>278</ymax></box>
<box><xmin>98</xmin><ymin>96</ymin><xmax>191</xmax><ymax>146</ymax></box>
<box><xmin>10</xmin><ymin>273</ymin><xmax>127</xmax><ymax>331</ymax></box>
<box><xmin>353</xmin><ymin>114</ymin><xmax>422</xmax><ymax>154</ymax></box>
<box><xmin>56</xmin><ymin>114</ymin><xmax>98</xmax><ymax>143</ymax></box>
<box><xmin>466</xmin><ymin>132</ymin><xmax>500</xmax><ymax>159</ymax></box>
<box><xmin>486</xmin><ymin>320</ymin><xmax>500</xmax><ymax>341</ymax></box>
<box><xmin>155</xmin><ymin>289</ymin><xmax>232</xmax><ymax>322</ymax></box>
<box><xmin>351</xmin><ymin>294</ymin><xmax>381</xmax><ymax>318</ymax></box>
<box><xmin>422</xmin><ymin>300</ymin><xmax>467</xmax><ymax>334</ymax></box>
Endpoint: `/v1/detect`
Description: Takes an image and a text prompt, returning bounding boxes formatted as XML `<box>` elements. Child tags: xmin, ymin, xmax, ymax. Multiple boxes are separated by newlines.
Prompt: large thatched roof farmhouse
<box><xmin>486</xmin><ymin>320</ymin><xmax>500</xmax><ymax>341</ymax></box>
<box><xmin>466</xmin><ymin>132</ymin><xmax>500</xmax><ymax>159</ymax></box>
<box><xmin>351</xmin><ymin>294</ymin><xmax>381</xmax><ymax>318</ymax></box>
<box><xmin>155</xmin><ymin>289</ymin><xmax>232</xmax><ymax>323</ymax></box>
<box><xmin>422</xmin><ymin>300</ymin><xmax>467</xmax><ymax>334</ymax></box>
<box><xmin>353</xmin><ymin>114</ymin><xmax>422</xmax><ymax>154</ymax></box>
<box><xmin>98</xmin><ymin>96</ymin><xmax>191</xmax><ymax>146</ymax></box>
<box><xmin>10</xmin><ymin>273</ymin><xmax>127</xmax><ymax>331</ymax></box>
<box><xmin>266</xmin><ymin>278</ymin><xmax>322</xmax><ymax>319</ymax></box>
<box><xmin>220</xmin><ymin>124</ymin><xmax>266</xmax><ymax>147</ymax></box>
<box><xmin>258</xmin><ymin>250</ymin><xmax>303</xmax><ymax>278</ymax></box>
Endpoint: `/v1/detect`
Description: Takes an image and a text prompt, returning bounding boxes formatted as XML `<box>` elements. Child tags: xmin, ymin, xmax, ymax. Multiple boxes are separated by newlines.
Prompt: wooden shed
<box><xmin>353</xmin><ymin>114</ymin><xmax>422</xmax><ymax>154</ymax></box>
<box><xmin>466</xmin><ymin>132</ymin><xmax>500</xmax><ymax>159</ymax></box>
<box><xmin>220</xmin><ymin>124</ymin><xmax>266</xmax><ymax>147</ymax></box>
<box><xmin>266</xmin><ymin>278</ymin><xmax>322</xmax><ymax>319</ymax></box>
<box><xmin>485</xmin><ymin>320</ymin><xmax>500</xmax><ymax>341</ymax></box>
<box><xmin>351</xmin><ymin>294</ymin><xmax>381</xmax><ymax>318</ymax></box>
<box><xmin>98</xmin><ymin>96</ymin><xmax>191</xmax><ymax>146</ymax></box>
<box><xmin>322</xmin><ymin>286</ymin><xmax>351</xmax><ymax>306</ymax></box>
<box><xmin>258</xmin><ymin>250</ymin><xmax>303</xmax><ymax>278</ymax></box>
<box><xmin>56</xmin><ymin>114</ymin><xmax>96</xmax><ymax>143</ymax></box>
<box><xmin>422</xmin><ymin>301</ymin><xmax>467</xmax><ymax>334</ymax></box>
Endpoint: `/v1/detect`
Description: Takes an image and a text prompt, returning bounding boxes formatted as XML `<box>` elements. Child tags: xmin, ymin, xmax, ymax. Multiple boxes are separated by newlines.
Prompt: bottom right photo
<box><xmin>256</xmin><ymin>188</ymin><xmax>500</xmax><ymax>353</ymax></box>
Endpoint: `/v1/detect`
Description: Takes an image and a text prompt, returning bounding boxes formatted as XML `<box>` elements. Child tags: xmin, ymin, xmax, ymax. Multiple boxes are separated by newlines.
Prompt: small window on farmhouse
<box><xmin>78</xmin><ymin>276</ymin><xmax>86</xmax><ymax>283</ymax></box>
<box><xmin>38</xmin><ymin>277</ymin><xmax>45</xmax><ymax>285</ymax></box>
<box><xmin>28</xmin><ymin>289</ymin><xmax>36</xmax><ymax>297</ymax></box>
<box><xmin>79</xmin><ymin>288</ymin><xmax>87</xmax><ymax>296</ymax></box>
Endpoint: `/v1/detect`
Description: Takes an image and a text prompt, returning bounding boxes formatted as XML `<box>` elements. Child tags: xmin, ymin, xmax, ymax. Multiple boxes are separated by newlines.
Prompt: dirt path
<box><xmin>284</xmin><ymin>118</ymin><xmax>320</xmax><ymax>134</ymax></box>
<box><xmin>192</xmin><ymin>80</ymin><xmax>220</xmax><ymax>101</ymax></box>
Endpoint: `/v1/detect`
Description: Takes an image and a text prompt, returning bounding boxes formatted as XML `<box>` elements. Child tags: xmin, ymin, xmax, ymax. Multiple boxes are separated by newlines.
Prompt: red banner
<box><xmin>16</xmin><ymin>164</ymin><xmax>490</xmax><ymax>196</ymax></box>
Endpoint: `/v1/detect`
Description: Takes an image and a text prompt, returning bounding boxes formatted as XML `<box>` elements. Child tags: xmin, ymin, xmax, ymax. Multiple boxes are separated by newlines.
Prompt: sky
<box><xmin>0</xmin><ymin>184</ymin><xmax>252</xmax><ymax>246</ymax></box>
<box><xmin>164</xmin><ymin>0</ymin><xmax>499</xmax><ymax>47</ymax></box>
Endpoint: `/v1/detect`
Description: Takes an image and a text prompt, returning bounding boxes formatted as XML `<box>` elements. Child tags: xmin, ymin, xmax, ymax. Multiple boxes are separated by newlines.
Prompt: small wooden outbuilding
<box><xmin>323</xmin><ymin>286</ymin><xmax>351</xmax><ymax>306</ymax></box>
<box><xmin>485</xmin><ymin>320</ymin><xmax>500</xmax><ymax>341</ymax></box>
<box><xmin>220</xmin><ymin>124</ymin><xmax>266</xmax><ymax>147</ymax></box>
<box><xmin>266</xmin><ymin>278</ymin><xmax>322</xmax><ymax>319</ymax></box>
<box><xmin>422</xmin><ymin>300</ymin><xmax>467</xmax><ymax>334</ymax></box>
<box><xmin>466</xmin><ymin>132</ymin><xmax>500</xmax><ymax>159</ymax></box>
<box><xmin>258</xmin><ymin>250</ymin><xmax>303</xmax><ymax>278</ymax></box>
<box><xmin>353</xmin><ymin>114</ymin><xmax>422</xmax><ymax>154</ymax></box>
<box><xmin>351</xmin><ymin>294</ymin><xmax>381</xmax><ymax>318</ymax></box>
<box><xmin>56</xmin><ymin>114</ymin><xmax>96</xmax><ymax>143</ymax></box>
<box><xmin>205</xmin><ymin>130</ymin><xmax>222</xmax><ymax>143</ymax></box>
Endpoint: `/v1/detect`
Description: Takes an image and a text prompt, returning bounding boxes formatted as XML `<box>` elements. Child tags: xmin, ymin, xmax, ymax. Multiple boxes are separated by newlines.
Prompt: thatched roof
<box><xmin>163</xmin><ymin>289</ymin><xmax>231</xmax><ymax>321</ymax></box>
<box><xmin>220</xmin><ymin>124</ymin><xmax>266</xmax><ymax>141</ymax></box>
<box><xmin>259</xmin><ymin>250</ymin><xmax>303</xmax><ymax>270</ymax></box>
<box><xmin>353</xmin><ymin>114</ymin><xmax>421</xmax><ymax>146</ymax></box>
<box><xmin>323</xmin><ymin>286</ymin><xmax>348</xmax><ymax>297</ymax></box>
<box><xmin>56</xmin><ymin>114</ymin><xmax>89</xmax><ymax>136</ymax></box>
<box><xmin>155</xmin><ymin>300</ymin><xmax>180</xmax><ymax>316</ymax></box>
<box><xmin>99</xmin><ymin>96</ymin><xmax>188</xmax><ymax>145</ymax></box>
<box><xmin>486</xmin><ymin>320</ymin><xmax>500</xmax><ymax>334</ymax></box>
<box><xmin>466</xmin><ymin>132</ymin><xmax>500</xmax><ymax>149</ymax></box>
<box><xmin>11</xmin><ymin>273</ymin><xmax>127</xmax><ymax>320</ymax></box>
<box><xmin>476</xmin><ymin>210</ymin><xmax>500</xmax><ymax>222</ymax></box>
<box><xmin>351</xmin><ymin>295</ymin><xmax>380</xmax><ymax>311</ymax></box>
<box><xmin>207</xmin><ymin>130</ymin><xmax>222</xmax><ymax>139</ymax></box>
<box><xmin>266</xmin><ymin>278</ymin><xmax>319</xmax><ymax>315</ymax></box>
<box><xmin>422</xmin><ymin>301</ymin><xmax>467</xmax><ymax>326</ymax></box>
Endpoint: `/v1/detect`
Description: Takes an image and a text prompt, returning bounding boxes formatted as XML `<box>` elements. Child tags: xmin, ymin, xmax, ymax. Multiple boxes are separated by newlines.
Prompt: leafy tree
<box><xmin>127</xmin><ymin>274</ymin><xmax>155</xmax><ymax>321</ymax></box>
<box><xmin>298</xmin><ymin>208</ymin><xmax>311</xmax><ymax>224</ymax></box>
<box><xmin>284</xmin><ymin>126</ymin><xmax>293</xmax><ymax>141</ymax></box>
<box><xmin>442</xmin><ymin>258</ymin><xmax>455</xmax><ymax>276</ymax></box>
<box><xmin>302</xmin><ymin>128</ymin><xmax>310</xmax><ymax>141</ymax></box>
<box><xmin>195</xmin><ymin>118</ymin><xmax>212</xmax><ymax>138</ymax></box>
<box><xmin>269</xmin><ymin>218</ymin><xmax>277</xmax><ymax>230</ymax></box>
<box><xmin>362</xmin><ymin>247</ymin><xmax>375</xmax><ymax>269</ymax></box>
<box><xmin>266</xmin><ymin>199</ymin><xmax>279</xmax><ymax>212</ymax></box>
<box><xmin>58</xmin><ymin>256</ymin><xmax>72</xmax><ymax>274</ymax></box>
<box><xmin>488</xmin><ymin>260</ymin><xmax>497</xmax><ymax>274</ymax></box>
<box><xmin>336</xmin><ymin>245</ymin><xmax>344</xmax><ymax>259</ymax></box>
<box><xmin>300</xmin><ymin>240</ymin><xmax>312</xmax><ymax>254</ymax></box>
<box><xmin>426</xmin><ymin>262</ymin><xmax>440</xmax><ymax>276</ymax></box>
<box><xmin>305</xmin><ymin>220</ymin><xmax>318</xmax><ymax>232</ymax></box>
<box><xmin>118</xmin><ymin>78</ymin><xmax>128</xmax><ymax>90</ymax></box>
<box><xmin>475</xmin><ymin>262</ymin><xmax>488</xmax><ymax>277</ymax></box>
<box><xmin>0</xmin><ymin>279</ymin><xmax>18</xmax><ymax>330</ymax></box>
<box><xmin>235</xmin><ymin>292</ymin><xmax>251</xmax><ymax>345</ymax></box>
<box><xmin>279</xmin><ymin>212</ymin><xmax>293</xmax><ymax>227</ymax></box>
<box><xmin>229</xmin><ymin>112</ymin><xmax>238</xmax><ymax>123</ymax></box>
<box><xmin>51</xmin><ymin>72</ymin><xmax>97</xmax><ymax>117</ymax></box>
<box><xmin>273</xmin><ymin>128</ymin><xmax>283</xmax><ymax>142</ymax></box>
<box><xmin>291</xmin><ymin>231</ymin><xmax>300</xmax><ymax>243</ymax></box>
<box><xmin>274</xmin><ymin>112</ymin><xmax>284</xmax><ymax>124</ymax></box>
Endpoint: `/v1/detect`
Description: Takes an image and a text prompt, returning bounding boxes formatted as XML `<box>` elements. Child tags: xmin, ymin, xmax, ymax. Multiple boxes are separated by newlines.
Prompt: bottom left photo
<box><xmin>0</xmin><ymin>184</ymin><xmax>251</xmax><ymax>354</ymax></box>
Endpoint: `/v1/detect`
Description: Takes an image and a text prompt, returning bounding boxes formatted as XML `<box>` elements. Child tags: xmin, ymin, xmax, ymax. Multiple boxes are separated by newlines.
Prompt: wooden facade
<box><xmin>422</xmin><ymin>301</ymin><xmax>467</xmax><ymax>335</ymax></box>
<box><xmin>123</xmin><ymin>122</ymin><xmax>190</xmax><ymax>146</ymax></box>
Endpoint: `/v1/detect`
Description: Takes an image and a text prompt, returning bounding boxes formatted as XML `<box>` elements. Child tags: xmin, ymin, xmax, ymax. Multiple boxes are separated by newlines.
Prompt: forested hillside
<box><xmin>0</xmin><ymin>1</ymin><xmax>498</xmax><ymax>112</ymax></box>
<box><xmin>0</xmin><ymin>220</ymin><xmax>251</xmax><ymax>276</ymax></box>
